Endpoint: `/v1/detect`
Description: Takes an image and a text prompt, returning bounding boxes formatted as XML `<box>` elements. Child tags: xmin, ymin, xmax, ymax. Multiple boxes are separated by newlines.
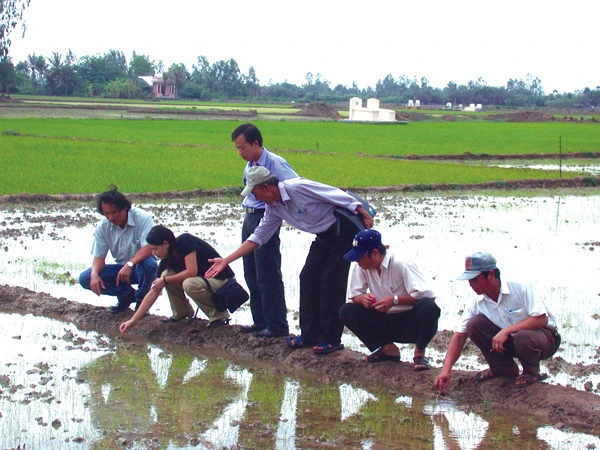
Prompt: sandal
<box><xmin>313</xmin><ymin>342</ymin><xmax>344</xmax><ymax>355</ymax></box>
<box><xmin>285</xmin><ymin>336</ymin><xmax>316</xmax><ymax>349</ymax></box>
<box><xmin>413</xmin><ymin>356</ymin><xmax>430</xmax><ymax>371</ymax></box>
<box><xmin>514</xmin><ymin>372</ymin><xmax>548</xmax><ymax>388</ymax></box>
<box><xmin>474</xmin><ymin>366</ymin><xmax>519</xmax><ymax>382</ymax></box>
<box><xmin>361</xmin><ymin>347</ymin><xmax>400</xmax><ymax>363</ymax></box>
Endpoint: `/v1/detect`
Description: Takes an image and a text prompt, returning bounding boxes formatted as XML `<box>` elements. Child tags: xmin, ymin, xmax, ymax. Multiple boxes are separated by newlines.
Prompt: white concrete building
<box><xmin>348</xmin><ymin>97</ymin><xmax>396</xmax><ymax>122</ymax></box>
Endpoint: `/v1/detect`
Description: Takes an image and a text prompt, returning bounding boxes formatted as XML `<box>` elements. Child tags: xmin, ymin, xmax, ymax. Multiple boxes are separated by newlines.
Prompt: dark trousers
<box><xmin>78</xmin><ymin>257</ymin><xmax>157</xmax><ymax>302</ymax></box>
<box><xmin>339</xmin><ymin>298</ymin><xmax>441</xmax><ymax>351</ymax></box>
<box><xmin>242</xmin><ymin>210</ymin><xmax>288</xmax><ymax>334</ymax></box>
<box><xmin>466</xmin><ymin>315</ymin><xmax>561</xmax><ymax>375</ymax></box>
<box><xmin>298</xmin><ymin>220</ymin><xmax>355</xmax><ymax>345</ymax></box>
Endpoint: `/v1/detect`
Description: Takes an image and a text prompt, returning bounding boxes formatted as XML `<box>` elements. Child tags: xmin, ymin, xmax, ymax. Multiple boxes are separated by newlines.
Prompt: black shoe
<box><xmin>206</xmin><ymin>318</ymin><xmax>230</xmax><ymax>328</ymax></box>
<box><xmin>108</xmin><ymin>300</ymin><xmax>133</xmax><ymax>314</ymax></box>
<box><xmin>240</xmin><ymin>324</ymin><xmax>265</xmax><ymax>334</ymax></box>
<box><xmin>109</xmin><ymin>291</ymin><xmax>135</xmax><ymax>314</ymax></box>
<box><xmin>253</xmin><ymin>328</ymin><xmax>288</xmax><ymax>338</ymax></box>
<box><xmin>161</xmin><ymin>312</ymin><xmax>194</xmax><ymax>323</ymax></box>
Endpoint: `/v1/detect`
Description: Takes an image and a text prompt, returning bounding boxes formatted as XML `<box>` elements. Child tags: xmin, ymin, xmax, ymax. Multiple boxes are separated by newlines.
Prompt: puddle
<box><xmin>495</xmin><ymin>163</ymin><xmax>600</xmax><ymax>176</ymax></box>
<box><xmin>1</xmin><ymin>312</ymin><xmax>599</xmax><ymax>449</ymax></box>
<box><xmin>2</xmin><ymin>194</ymin><xmax>600</xmax><ymax>389</ymax></box>
<box><xmin>1</xmin><ymin>193</ymin><xmax>600</xmax><ymax>446</ymax></box>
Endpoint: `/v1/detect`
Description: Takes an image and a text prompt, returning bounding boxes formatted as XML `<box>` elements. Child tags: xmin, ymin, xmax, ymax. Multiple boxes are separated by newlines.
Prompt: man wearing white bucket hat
<box><xmin>434</xmin><ymin>252</ymin><xmax>561</xmax><ymax>392</ymax></box>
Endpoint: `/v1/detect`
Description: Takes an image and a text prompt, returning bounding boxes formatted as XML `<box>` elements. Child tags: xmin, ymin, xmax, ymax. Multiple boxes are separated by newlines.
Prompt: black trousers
<box><xmin>339</xmin><ymin>298</ymin><xmax>441</xmax><ymax>351</ymax></box>
<box><xmin>298</xmin><ymin>220</ymin><xmax>355</xmax><ymax>345</ymax></box>
<box><xmin>242</xmin><ymin>210</ymin><xmax>288</xmax><ymax>334</ymax></box>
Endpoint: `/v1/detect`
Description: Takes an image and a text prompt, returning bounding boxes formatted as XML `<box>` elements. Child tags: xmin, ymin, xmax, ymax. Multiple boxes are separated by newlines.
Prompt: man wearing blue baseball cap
<box><xmin>434</xmin><ymin>252</ymin><xmax>561</xmax><ymax>393</ymax></box>
<box><xmin>339</xmin><ymin>229</ymin><xmax>440</xmax><ymax>370</ymax></box>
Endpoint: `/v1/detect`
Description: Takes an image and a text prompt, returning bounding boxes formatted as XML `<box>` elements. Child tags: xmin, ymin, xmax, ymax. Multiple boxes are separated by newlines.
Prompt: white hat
<box><xmin>241</xmin><ymin>166</ymin><xmax>273</xmax><ymax>196</ymax></box>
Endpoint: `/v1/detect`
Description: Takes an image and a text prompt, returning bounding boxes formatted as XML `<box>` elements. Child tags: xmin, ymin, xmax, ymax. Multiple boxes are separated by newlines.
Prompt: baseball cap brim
<box><xmin>343</xmin><ymin>247</ymin><xmax>368</xmax><ymax>262</ymax></box>
<box><xmin>240</xmin><ymin>184</ymin><xmax>253</xmax><ymax>196</ymax></box>
<box><xmin>456</xmin><ymin>271</ymin><xmax>482</xmax><ymax>280</ymax></box>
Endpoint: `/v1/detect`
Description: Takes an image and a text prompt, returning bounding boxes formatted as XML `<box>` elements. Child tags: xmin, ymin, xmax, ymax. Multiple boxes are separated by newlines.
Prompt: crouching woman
<box><xmin>120</xmin><ymin>225</ymin><xmax>235</xmax><ymax>334</ymax></box>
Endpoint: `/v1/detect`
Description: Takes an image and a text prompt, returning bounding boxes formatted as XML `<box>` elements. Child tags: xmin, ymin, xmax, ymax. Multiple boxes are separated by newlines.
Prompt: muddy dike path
<box><xmin>1</xmin><ymin>285</ymin><xmax>599</xmax><ymax>434</ymax></box>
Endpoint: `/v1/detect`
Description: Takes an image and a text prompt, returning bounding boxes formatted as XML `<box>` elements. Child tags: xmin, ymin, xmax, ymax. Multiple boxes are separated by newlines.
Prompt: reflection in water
<box><xmin>148</xmin><ymin>345</ymin><xmax>173</xmax><ymax>389</ymax></box>
<box><xmin>276</xmin><ymin>379</ymin><xmax>299</xmax><ymax>450</ymax></box>
<box><xmin>2</xmin><ymin>311</ymin><xmax>600</xmax><ymax>449</ymax></box>
<box><xmin>538</xmin><ymin>426</ymin><xmax>600</xmax><ymax>449</ymax></box>
<box><xmin>426</xmin><ymin>400</ymin><xmax>488</xmax><ymax>450</ymax></box>
<box><xmin>182</xmin><ymin>358</ymin><xmax>208</xmax><ymax>384</ymax></box>
<box><xmin>340</xmin><ymin>383</ymin><xmax>377</xmax><ymax>421</ymax></box>
<box><xmin>201</xmin><ymin>366</ymin><xmax>252</xmax><ymax>448</ymax></box>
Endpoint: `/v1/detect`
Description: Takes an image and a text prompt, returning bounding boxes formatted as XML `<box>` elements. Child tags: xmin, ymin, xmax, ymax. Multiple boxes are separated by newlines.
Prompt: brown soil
<box><xmin>295</xmin><ymin>102</ymin><xmax>343</xmax><ymax>119</ymax></box>
<box><xmin>362</xmin><ymin>151</ymin><xmax>600</xmax><ymax>161</ymax></box>
<box><xmin>1</xmin><ymin>285</ymin><xmax>599</xmax><ymax>433</ymax></box>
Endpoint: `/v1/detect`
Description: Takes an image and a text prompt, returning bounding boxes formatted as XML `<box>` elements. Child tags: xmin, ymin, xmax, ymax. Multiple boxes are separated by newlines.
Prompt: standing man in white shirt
<box><xmin>205</xmin><ymin>166</ymin><xmax>374</xmax><ymax>354</ymax></box>
<box><xmin>339</xmin><ymin>229</ymin><xmax>440</xmax><ymax>370</ymax></box>
<box><xmin>434</xmin><ymin>252</ymin><xmax>561</xmax><ymax>393</ymax></box>
<box><xmin>232</xmin><ymin>124</ymin><xmax>298</xmax><ymax>338</ymax></box>
<box><xmin>79</xmin><ymin>188</ymin><xmax>157</xmax><ymax>313</ymax></box>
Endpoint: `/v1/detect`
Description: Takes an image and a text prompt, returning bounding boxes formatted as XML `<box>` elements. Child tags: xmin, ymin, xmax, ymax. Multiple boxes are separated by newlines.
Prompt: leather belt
<box><xmin>245</xmin><ymin>207</ymin><xmax>265</xmax><ymax>214</ymax></box>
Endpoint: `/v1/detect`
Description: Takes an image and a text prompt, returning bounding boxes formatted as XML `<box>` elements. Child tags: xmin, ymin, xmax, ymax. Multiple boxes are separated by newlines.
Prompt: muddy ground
<box><xmin>1</xmin><ymin>285</ymin><xmax>599</xmax><ymax>434</ymax></box>
<box><xmin>1</xmin><ymin>176</ymin><xmax>600</xmax><ymax>206</ymax></box>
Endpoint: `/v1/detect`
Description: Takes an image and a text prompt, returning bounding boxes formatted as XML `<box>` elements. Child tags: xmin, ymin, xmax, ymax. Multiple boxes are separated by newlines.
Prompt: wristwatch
<box><xmin>393</xmin><ymin>295</ymin><xmax>399</xmax><ymax>306</ymax></box>
<box><xmin>126</xmin><ymin>261</ymin><xmax>134</xmax><ymax>268</ymax></box>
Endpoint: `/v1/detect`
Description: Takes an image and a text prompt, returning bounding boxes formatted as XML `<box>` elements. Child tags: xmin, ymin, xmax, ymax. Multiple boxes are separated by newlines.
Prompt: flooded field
<box><xmin>1</xmin><ymin>191</ymin><xmax>600</xmax><ymax>448</ymax></box>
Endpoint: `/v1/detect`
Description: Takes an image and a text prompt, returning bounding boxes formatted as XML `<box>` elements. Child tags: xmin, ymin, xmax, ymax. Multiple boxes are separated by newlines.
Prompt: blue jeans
<box><xmin>242</xmin><ymin>210</ymin><xmax>288</xmax><ymax>334</ymax></box>
<box><xmin>79</xmin><ymin>257</ymin><xmax>157</xmax><ymax>302</ymax></box>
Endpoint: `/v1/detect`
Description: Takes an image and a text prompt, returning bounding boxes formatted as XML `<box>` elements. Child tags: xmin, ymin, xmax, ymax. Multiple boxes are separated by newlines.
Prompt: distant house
<box><xmin>348</xmin><ymin>97</ymin><xmax>396</xmax><ymax>122</ymax></box>
<box><xmin>138</xmin><ymin>76</ymin><xmax>176</xmax><ymax>99</ymax></box>
<box><xmin>463</xmin><ymin>103</ymin><xmax>483</xmax><ymax>112</ymax></box>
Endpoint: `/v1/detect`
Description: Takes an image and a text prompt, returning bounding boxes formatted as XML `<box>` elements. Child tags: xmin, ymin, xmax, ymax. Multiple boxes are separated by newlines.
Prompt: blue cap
<box><xmin>343</xmin><ymin>229</ymin><xmax>382</xmax><ymax>262</ymax></box>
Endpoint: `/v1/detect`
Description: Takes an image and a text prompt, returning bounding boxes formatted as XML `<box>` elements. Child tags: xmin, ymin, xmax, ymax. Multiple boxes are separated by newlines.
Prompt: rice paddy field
<box><xmin>1</xmin><ymin>117</ymin><xmax>598</xmax><ymax>195</ymax></box>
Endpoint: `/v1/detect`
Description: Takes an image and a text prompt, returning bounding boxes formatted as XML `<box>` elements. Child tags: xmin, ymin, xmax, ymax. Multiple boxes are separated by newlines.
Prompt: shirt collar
<box><xmin>246</xmin><ymin>147</ymin><xmax>267</xmax><ymax>168</ymax></box>
<box><xmin>479</xmin><ymin>280</ymin><xmax>510</xmax><ymax>303</ymax></box>
<box><xmin>278</xmin><ymin>183</ymin><xmax>290</xmax><ymax>203</ymax></box>
<box><xmin>380</xmin><ymin>251</ymin><xmax>392</xmax><ymax>270</ymax></box>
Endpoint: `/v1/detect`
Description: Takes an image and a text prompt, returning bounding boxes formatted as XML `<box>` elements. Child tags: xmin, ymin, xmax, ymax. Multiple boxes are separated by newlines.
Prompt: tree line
<box><xmin>0</xmin><ymin>49</ymin><xmax>598</xmax><ymax>108</ymax></box>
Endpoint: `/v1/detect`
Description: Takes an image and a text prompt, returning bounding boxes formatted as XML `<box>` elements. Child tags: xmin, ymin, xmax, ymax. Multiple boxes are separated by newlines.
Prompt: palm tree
<box><xmin>27</xmin><ymin>53</ymin><xmax>37</xmax><ymax>93</ymax></box>
<box><xmin>46</xmin><ymin>51</ymin><xmax>62</xmax><ymax>95</ymax></box>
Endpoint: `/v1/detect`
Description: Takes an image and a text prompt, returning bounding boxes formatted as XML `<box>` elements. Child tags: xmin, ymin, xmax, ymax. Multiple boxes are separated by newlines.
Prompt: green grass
<box><xmin>1</xmin><ymin>118</ymin><xmax>595</xmax><ymax>194</ymax></box>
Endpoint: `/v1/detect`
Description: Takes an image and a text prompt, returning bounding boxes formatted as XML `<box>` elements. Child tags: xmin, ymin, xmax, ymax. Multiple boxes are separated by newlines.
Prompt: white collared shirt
<box><xmin>247</xmin><ymin>178</ymin><xmax>362</xmax><ymax>246</ymax></box>
<box><xmin>347</xmin><ymin>252</ymin><xmax>436</xmax><ymax>314</ymax></box>
<box><xmin>456</xmin><ymin>280</ymin><xmax>557</xmax><ymax>332</ymax></box>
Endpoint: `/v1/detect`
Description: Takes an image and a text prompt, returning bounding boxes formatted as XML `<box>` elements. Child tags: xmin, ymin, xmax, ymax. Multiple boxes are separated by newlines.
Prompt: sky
<box><xmin>6</xmin><ymin>0</ymin><xmax>600</xmax><ymax>94</ymax></box>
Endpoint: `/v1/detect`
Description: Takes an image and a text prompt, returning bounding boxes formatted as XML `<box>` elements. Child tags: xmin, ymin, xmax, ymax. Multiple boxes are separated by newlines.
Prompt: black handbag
<box><xmin>201</xmin><ymin>277</ymin><xmax>249</xmax><ymax>313</ymax></box>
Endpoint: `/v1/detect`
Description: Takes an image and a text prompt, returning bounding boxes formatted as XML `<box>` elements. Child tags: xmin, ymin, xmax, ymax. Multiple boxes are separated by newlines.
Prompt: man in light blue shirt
<box><xmin>206</xmin><ymin>166</ymin><xmax>374</xmax><ymax>354</ymax></box>
<box><xmin>79</xmin><ymin>188</ymin><xmax>157</xmax><ymax>313</ymax></box>
<box><xmin>232</xmin><ymin>123</ymin><xmax>299</xmax><ymax>337</ymax></box>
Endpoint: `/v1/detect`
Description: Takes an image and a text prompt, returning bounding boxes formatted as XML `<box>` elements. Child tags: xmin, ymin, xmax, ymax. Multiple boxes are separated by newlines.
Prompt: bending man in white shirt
<box><xmin>434</xmin><ymin>252</ymin><xmax>561</xmax><ymax>393</ymax></box>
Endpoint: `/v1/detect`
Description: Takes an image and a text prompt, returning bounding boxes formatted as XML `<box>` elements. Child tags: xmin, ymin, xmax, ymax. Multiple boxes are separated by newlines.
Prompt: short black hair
<box><xmin>96</xmin><ymin>186</ymin><xmax>131</xmax><ymax>215</ymax></box>
<box><xmin>257</xmin><ymin>176</ymin><xmax>279</xmax><ymax>189</ymax></box>
<box><xmin>367</xmin><ymin>243</ymin><xmax>387</xmax><ymax>257</ymax></box>
<box><xmin>480</xmin><ymin>268</ymin><xmax>501</xmax><ymax>280</ymax></box>
<box><xmin>232</xmin><ymin>123</ymin><xmax>263</xmax><ymax>147</ymax></box>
